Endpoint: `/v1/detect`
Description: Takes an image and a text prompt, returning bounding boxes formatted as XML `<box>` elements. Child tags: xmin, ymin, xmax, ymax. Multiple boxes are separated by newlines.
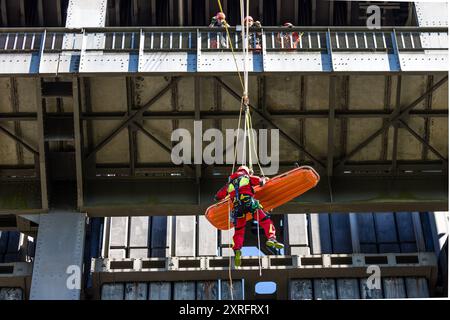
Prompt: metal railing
<box><xmin>200</xmin><ymin>30</ymin><xmax>262</xmax><ymax>50</ymax></box>
<box><xmin>102</xmin><ymin>32</ymin><xmax>140</xmax><ymax>51</ymax></box>
<box><xmin>0</xmin><ymin>32</ymin><xmax>42</xmax><ymax>52</ymax></box>
<box><xmin>143</xmin><ymin>31</ymin><xmax>196</xmax><ymax>51</ymax></box>
<box><xmin>0</xmin><ymin>26</ymin><xmax>447</xmax><ymax>54</ymax></box>
<box><xmin>43</xmin><ymin>32</ymin><xmax>66</xmax><ymax>52</ymax></box>
<box><xmin>264</xmin><ymin>31</ymin><xmax>327</xmax><ymax>51</ymax></box>
<box><xmin>330</xmin><ymin>31</ymin><xmax>393</xmax><ymax>51</ymax></box>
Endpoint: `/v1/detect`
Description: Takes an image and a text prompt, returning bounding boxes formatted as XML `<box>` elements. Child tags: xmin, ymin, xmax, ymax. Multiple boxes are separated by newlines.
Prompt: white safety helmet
<box><xmin>237</xmin><ymin>165</ymin><xmax>250</xmax><ymax>175</ymax></box>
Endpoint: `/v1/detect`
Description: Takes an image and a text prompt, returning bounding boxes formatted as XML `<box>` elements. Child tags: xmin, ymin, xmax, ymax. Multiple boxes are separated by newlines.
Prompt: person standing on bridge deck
<box><xmin>253</xmin><ymin>20</ymin><xmax>263</xmax><ymax>50</ymax></box>
<box><xmin>214</xmin><ymin>165</ymin><xmax>284</xmax><ymax>267</ymax></box>
<box><xmin>209</xmin><ymin>12</ymin><xmax>229</xmax><ymax>49</ymax></box>
<box><xmin>278</xmin><ymin>22</ymin><xmax>301</xmax><ymax>49</ymax></box>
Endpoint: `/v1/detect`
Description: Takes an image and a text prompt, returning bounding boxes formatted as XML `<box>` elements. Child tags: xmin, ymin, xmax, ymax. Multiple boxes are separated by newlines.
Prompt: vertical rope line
<box><xmin>248</xmin><ymin>110</ymin><xmax>265</xmax><ymax>178</ymax></box>
<box><xmin>256</xmin><ymin>209</ymin><xmax>262</xmax><ymax>276</ymax></box>
<box><xmin>232</xmin><ymin>98</ymin><xmax>245</xmax><ymax>173</ymax></box>
<box><xmin>217</xmin><ymin>0</ymin><xmax>245</xmax><ymax>92</ymax></box>
<box><xmin>245</xmin><ymin>0</ymin><xmax>250</xmax><ymax>96</ymax></box>
<box><xmin>242</xmin><ymin>107</ymin><xmax>248</xmax><ymax>166</ymax></box>
<box><xmin>240</xmin><ymin>0</ymin><xmax>247</xmax><ymax>98</ymax></box>
<box><xmin>246</xmin><ymin>109</ymin><xmax>252</xmax><ymax>171</ymax></box>
<box><xmin>227</xmin><ymin>199</ymin><xmax>234</xmax><ymax>301</ymax></box>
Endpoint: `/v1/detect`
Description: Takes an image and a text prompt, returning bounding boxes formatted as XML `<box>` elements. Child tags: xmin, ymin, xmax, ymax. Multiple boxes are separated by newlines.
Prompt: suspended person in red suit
<box><xmin>214</xmin><ymin>165</ymin><xmax>284</xmax><ymax>267</ymax></box>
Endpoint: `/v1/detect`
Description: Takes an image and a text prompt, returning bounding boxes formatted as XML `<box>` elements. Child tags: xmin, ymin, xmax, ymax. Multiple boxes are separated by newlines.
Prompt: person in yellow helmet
<box><xmin>215</xmin><ymin>165</ymin><xmax>284</xmax><ymax>267</ymax></box>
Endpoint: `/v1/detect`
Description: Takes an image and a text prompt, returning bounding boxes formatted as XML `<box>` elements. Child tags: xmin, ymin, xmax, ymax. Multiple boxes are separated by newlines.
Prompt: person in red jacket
<box><xmin>215</xmin><ymin>165</ymin><xmax>284</xmax><ymax>266</ymax></box>
<box><xmin>278</xmin><ymin>22</ymin><xmax>301</xmax><ymax>49</ymax></box>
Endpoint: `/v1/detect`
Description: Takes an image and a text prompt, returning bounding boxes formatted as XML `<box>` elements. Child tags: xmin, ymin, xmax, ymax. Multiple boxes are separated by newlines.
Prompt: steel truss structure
<box><xmin>0</xmin><ymin>72</ymin><xmax>448</xmax><ymax>218</ymax></box>
<box><xmin>0</xmin><ymin>0</ymin><xmax>448</xmax><ymax>301</ymax></box>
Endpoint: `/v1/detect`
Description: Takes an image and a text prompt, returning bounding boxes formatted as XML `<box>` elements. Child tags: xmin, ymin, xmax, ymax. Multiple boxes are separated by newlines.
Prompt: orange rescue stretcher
<box><xmin>205</xmin><ymin>166</ymin><xmax>320</xmax><ymax>230</ymax></box>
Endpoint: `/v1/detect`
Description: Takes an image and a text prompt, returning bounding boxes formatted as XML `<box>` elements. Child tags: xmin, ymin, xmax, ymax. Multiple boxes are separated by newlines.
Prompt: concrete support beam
<box><xmin>30</xmin><ymin>211</ymin><xmax>86</xmax><ymax>300</ymax></box>
<box><xmin>198</xmin><ymin>216</ymin><xmax>217</xmax><ymax>256</ymax></box>
<box><xmin>174</xmin><ymin>216</ymin><xmax>196</xmax><ymax>257</ymax></box>
<box><xmin>285</xmin><ymin>214</ymin><xmax>309</xmax><ymax>255</ymax></box>
<box><xmin>66</xmin><ymin>0</ymin><xmax>107</xmax><ymax>28</ymax></box>
<box><xmin>79</xmin><ymin>174</ymin><xmax>448</xmax><ymax>217</ymax></box>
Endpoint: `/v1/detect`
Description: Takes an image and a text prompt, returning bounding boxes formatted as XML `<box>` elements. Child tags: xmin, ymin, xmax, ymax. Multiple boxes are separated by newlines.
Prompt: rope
<box><xmin>256</xmin><ymin>208</ymin><xmax>262</xmax><ymax>276</ymax></box>
<box><xmin>247</xmin><ymin>107</ymin><xmax>266</xmax><ymax>178</ymax></box>
<box><xmin>216</xmin><ymin>0</ymin><xmax>267</xmax><ymax>297</ymax></box>
<box><xmin>245</xmin><ymin>0</ymin><xmax>250</xmax><ymax>97</ymax></box>
<box><xmin>231</xmin><ymin>98</ymin><xmax>245</xmax><ymax>173</ymax></box>
<box><xmin>241</xmin><ymin>0</ymin><xmax>247</xmax><ymax>98</ymax></box>
<box><xmin>226</xmin><ymin>198</ymin><xmax>233</xmax><ymax>300</ymax></box>
<box><xmin>217</xmin><ymin>0</ymin><xmax>245</xmax><ymax>92</ymax></box>
<box><xmin>242</xmin><ymin>0</ymin><xmax>263</xmax><ymax>277</ymax></box>
<box><xmin>216</xmin><ymin>0</ymin><xmax>246</xmax><ymax>300</ymax></box>
<box><xmin>242</xmin><ymin>106</ymin><xmax>248</xmax><ymax>166</ymax></box>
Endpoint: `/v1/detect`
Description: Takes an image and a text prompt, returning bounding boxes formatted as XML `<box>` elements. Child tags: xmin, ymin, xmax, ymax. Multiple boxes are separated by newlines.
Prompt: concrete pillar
<box><xmin>309</xmin><ymin>213</ymin><xmax>332</xmax><ymax>254</ymax></box>
<box><xmin>30</xmin><ymin>212</ymin><xmax>86</xmax><ymax>300</ymax></box>
<box><xmin>174</xmin><ymin>216</ymin><xmax>196</xmax><ymax>257</ymax></box>
<box><xmin>66</xmin><ymin>0</ymin><xmax>107</xmax><ymax>28</ymax></box>
<box><xmin>198</xmin><ymin>216</ymin><xmax>218</xmax><ymax>256</ymax></box>
<box><xmin>285</xmin><ymin>214</ymin><xmax>310</xmax><ymax>255</ymax></box>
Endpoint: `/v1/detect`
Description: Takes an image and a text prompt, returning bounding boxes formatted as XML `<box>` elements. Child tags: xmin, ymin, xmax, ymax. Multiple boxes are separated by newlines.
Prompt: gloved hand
<box><xmin>260</xmin><ymin>177</ymin><xmax>270</xmax><ymax>186</ymax></box>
